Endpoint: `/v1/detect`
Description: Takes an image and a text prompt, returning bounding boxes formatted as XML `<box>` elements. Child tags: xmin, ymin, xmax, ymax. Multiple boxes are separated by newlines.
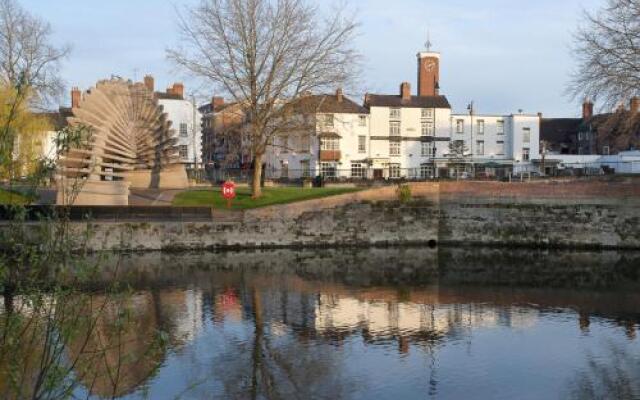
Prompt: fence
<box><xmin>199</xmin><ymin>160</ymin><xmax>639</xmax><ymax>185</ymax></box>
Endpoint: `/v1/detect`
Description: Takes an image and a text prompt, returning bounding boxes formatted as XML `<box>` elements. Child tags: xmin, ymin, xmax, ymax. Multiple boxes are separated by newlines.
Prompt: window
<box><xmin>602</xmin><ymin>145</ymin><xmax>610</xmax><ymax>155</ymax></box>
<box><xmin>321</xmin><ymin>114</ymin><xmax>334</xmax><ymax>129</ymax></box>
<box><xmin>421</xmin><ymin>108</ymin><xmax>434</xmax><ymax>119</ymax></box>
<box><xmin>477</xmin><ymin>120</ymin><xmax>485</xmax><ymax>135</ymax></box>
<box><xmin>320</xmin><ymin>162</ymin><xmax>336</xmax><ymax>178</ymax></box>
<box><xmin>281</xmin><ymin>136</ymin><xmax>289</xmax><ymax>153</ymax></box>
<box><xmin>389</xmin><ymin>108</ymin><xmax>401</xmax><ymax>119</ymax></box>
<box><xmin>180</xmin><ymin>123</ymin><xmax>188</xmax><ymax>137</ymax></box>
<box><xmin>420</xmin><ymin>164</ymin><xmax>435</xmax><ymax>179</ymax></box>
<box><xmin>497</xmin><ymin>120</ymin><xmax>504</xmax><ymax>135</ymax></box>
<box><xmin>351</xmin><ymin>162</ymin><xmax>365</xmax><ymax>178</ymax></box>
<box><xmin>280</xmin><ymin>161</ymin><xmax>288</xmax><ymax>178</ymax></box>
<box><xmin>421</xmin><ymin>121</ymin><xmax>434</xmax><ymax>136</ymax></box>
<box><xmin>523</xmin><ymin>128</ymin><xmax>531</xmax><ymax>143</ymax></box>
<box><xmin>301</xmin><ymin>160</ymin><xmax>310</xmax><ymax>177</ymax></box>
<box><xmin>358</xmin><ymin>135</ymin><xmax>366</xmax><ymax>153</ymax></box>
<box><xmin>496</xmin><ymin>141</ymin><xmax>505</xmax><ymax>155</ymax></box>
<box><xmin>358</xmin><ymin>115</ymin><xmax>367</xmax><ymax>127</ymax></box>
<box><xmin>179</xmin><ymin>145</ymin><xmax>189</xmax><ymax>159</ymax></box>
<box><xmin>389</xmin><ymin>163</ymin><xmax>401</xmax><ymax>179</ymax></box>
<box><xmin>389</xmin><ymin>140</ymin><xmax>401</xmax><ymax>156</ymax></box>
<box><xmin>476</xmin><ymin>140</ymin><xmax>485</xmax><ymax>155</ymax></box>
<box><xmin>522</xmin><ymin>148</ymin><xmax>530</xmax><ymax>161</ymax></box>
<box><xmin>421</xmin><ymin>141</ymin><xmax>436</xmax><ymax>157</ymax></box>
<box><xmin>456</xmin><ymin>119</ymin><xmax>465</xmax><ymax>133</ymax></box>
<box><xmin>320</xmin><ymin>137</ymin><xmax>339</xmax><ymax>151</ymax></box>
<box><xmin>389</xmin><ymin>121</ymin><xmax>401</xmax><ymax>136</ymax></box>
<box><xmin>299</xmin><ymin>135</ymin><xmax>310</xmax><ymax>153</ymax></box>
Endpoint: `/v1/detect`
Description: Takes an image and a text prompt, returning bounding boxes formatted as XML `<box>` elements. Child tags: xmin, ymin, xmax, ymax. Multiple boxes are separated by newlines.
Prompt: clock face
<box><xmin>423</xmin><ymin>60</ymin><xmax>436</xmax><ymax>72</ymax></box>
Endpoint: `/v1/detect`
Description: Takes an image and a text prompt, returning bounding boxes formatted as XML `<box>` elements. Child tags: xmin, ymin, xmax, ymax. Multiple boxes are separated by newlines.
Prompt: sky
<box><xmin>21</xmin><ymin>0</ymin><xmax>603</xmax><ymax>117</ymax></box>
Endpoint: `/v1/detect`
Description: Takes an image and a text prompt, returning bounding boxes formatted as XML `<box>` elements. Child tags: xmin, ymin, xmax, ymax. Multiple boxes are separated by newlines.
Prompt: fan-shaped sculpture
<box><xmin>56</xmin><ymin>78</ymin><xmax>188</xmax><ymax>205</ymax></box>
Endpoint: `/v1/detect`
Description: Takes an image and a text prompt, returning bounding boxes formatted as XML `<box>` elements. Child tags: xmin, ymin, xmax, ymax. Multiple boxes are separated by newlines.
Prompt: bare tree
<box><xmin>0</xmin><ymin>0</ymin><xmax>69</xmax><ymax>103</ymax></box>
<box><xmin>167</xmin><ymin>0</ymin><xmax>359</xmax><ymax>197</ymax></box>
<box><xmin>568</xmin><ymin>0</ymin><xmax>640</xmax><ymax>109</ymax></box>
<box><xmin>0</xmin><ymin>0</ymin><xmax>69</xmax><ymax>177</ymax></box>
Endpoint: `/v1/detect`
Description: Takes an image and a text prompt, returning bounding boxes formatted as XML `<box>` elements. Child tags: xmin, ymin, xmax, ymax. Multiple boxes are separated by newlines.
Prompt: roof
<box><xmin>154</xmin><ymin>92</ymin><xmax>184</xmax><ymax>101</ymax></box>
<box><xmin>365</xmin><ymin>94</ymin><xmax>451</xmax><ymax>109</ymax></box>
<box><xmin>540</xmin><ymin>118</ymin><xmax>581</xmax><ymax>143</ymax></box>
<box><xmin>288</xmin><ymin>94</ymin><xmax>368</xmax><ymax>114</ymax></box>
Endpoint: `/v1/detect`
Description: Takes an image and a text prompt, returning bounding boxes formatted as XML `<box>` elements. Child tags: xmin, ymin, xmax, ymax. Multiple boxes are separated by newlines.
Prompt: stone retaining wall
<box><xmin>3</xmin><ymin>180</ymin><xmax>640</xmax><ymax>251</ymax></box>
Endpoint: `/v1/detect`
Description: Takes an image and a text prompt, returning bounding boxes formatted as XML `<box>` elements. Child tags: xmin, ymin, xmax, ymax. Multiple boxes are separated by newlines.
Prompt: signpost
<box><xmin>222</xmin><ymin>181</ymin><xmax>236</xmax><ymax>209</ymax></box>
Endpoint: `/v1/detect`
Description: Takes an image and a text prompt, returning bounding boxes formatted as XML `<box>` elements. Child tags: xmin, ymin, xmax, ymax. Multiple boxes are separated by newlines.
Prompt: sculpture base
<box><xmin>56</xmin><ymin>179</ymin><xmax>130</xmax><ymax>206</ymax></box>
<box><xmin>125</xmin><ymin>164</ymin><xmax>189</xmax><ymax>189</ymax></box>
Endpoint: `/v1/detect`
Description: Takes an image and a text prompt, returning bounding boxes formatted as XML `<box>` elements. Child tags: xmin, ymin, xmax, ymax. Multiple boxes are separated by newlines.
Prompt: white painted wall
<box><xmin>158</xmin><ymin>98</ymin><xmax>203</xmax><ymax>167</ymax></box>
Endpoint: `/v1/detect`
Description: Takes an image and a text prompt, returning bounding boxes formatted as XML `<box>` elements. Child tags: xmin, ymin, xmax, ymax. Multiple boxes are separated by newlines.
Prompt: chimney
<box><xmin>143</xmin><ymin>75</ymin><xmax>154</xmax><ymax>93</ymax></box>
<box><xmin>336</xmin><ymin>88</ymin><xmax>343</xmax><ymax>102</ymax></box>
<box><xmin>630</xmin><ymin>97</ymin><xmax>640</xmax><ymax>113</ymax></box>
<box><xmin>582</xmin><ymin>100</ymin><xmax>594</xmax><ymax>120</ymax></box>
<box><xmin>71</xmin><ymin>87</ymin><xmax>81</xmax><ymax>109</ymax></box>
<box><xmin>171</xmin><ymin>83</ymin><xmax>184</xmax><ymax>99</ymax></box>
<box><xmin>212</xmin><ymin>96</ymin><xmax>225</xmax><ymax>109</ymax></box>
<box><xmin>400</xmin><ymin>82</ymin><xmax>411</xmax><ymax>101</ymax></box>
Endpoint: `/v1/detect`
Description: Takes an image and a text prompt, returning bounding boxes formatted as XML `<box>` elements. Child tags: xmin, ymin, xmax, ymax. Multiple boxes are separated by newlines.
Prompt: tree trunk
<box><xmin>251</xmin><ymin>152</ymin><xmax>263</xmax><ymax>199</ymax></box>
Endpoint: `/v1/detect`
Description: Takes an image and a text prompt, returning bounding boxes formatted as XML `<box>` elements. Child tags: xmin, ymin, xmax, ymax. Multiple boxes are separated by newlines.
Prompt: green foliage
<box><xmin>173</xmin><ymin>186</ymin><xmax>362</xmax><ymax>209</ymax></box>
<box><xmin>396</xmin><ymin>184</ymin><xmax>412</xmax><ymax>203</ymax></box>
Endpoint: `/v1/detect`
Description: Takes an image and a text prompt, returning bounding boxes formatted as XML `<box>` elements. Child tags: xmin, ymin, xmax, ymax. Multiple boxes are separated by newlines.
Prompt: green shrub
<box><xmin>396</xmin><ymin>184</ymin><xmax>412</xmax><ymax>203</ymax></box>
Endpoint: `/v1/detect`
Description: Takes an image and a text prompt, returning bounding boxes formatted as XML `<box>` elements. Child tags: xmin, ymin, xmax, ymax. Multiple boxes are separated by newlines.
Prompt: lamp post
<box><xmin>467</xmin><ymin>101</ymin><xmax>474</xmax><ymax>177</ymax></box>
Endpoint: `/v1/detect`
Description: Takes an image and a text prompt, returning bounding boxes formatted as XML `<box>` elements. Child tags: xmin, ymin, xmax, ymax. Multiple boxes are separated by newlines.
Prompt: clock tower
<box><xmin>417</xmin><ymin>51</ymin><xmax>440</xmax><ymax>97</ymax></box>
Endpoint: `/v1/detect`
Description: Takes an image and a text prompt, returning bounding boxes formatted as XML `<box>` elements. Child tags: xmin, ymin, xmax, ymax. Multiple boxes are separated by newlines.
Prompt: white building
<box><xmin>265</xmin><ymin>89</ymin><xmax>370</xmax><ymax>179</ymax></box>
<box><xmin>144</xmin><ymin>76</ymin><xmax>202</xmax><ymax>169</ymax></box>
<box><xmin>266</xmin><ymin>47</ymin><xmax>540</xmax><ymax>180</ymax></box>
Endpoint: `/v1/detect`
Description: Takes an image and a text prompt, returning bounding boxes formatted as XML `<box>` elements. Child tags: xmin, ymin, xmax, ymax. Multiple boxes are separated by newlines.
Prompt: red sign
<box><xmin>222</xmin><ymin>181</ymin><xmax>236</xmax><ymax>200</ymax></box>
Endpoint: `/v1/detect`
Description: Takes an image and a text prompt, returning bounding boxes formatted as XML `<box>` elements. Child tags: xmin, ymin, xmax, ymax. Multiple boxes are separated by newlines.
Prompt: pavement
<box><xmin>128</xmin><ymin>189</ymin><xmax>183</xmax><ymax>206</ymax></box>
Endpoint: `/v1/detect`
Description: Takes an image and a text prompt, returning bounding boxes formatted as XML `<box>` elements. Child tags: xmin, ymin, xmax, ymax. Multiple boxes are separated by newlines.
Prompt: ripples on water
<box><xmin>3</xmin><ymin>247</ymin><xmax>640</xmax><ymax>399</ymax></box>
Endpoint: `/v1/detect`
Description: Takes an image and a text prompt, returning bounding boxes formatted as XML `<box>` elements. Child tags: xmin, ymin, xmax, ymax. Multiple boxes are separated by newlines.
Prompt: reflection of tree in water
<box><xmin>206</xmin><ymin>280</ymin><xmax>354</xmax><ymax>399</ymax></box>
<box><xmin>569</xmin><ymin>342</ymin><xmax>640</xmax><ymax>400</ymax></box>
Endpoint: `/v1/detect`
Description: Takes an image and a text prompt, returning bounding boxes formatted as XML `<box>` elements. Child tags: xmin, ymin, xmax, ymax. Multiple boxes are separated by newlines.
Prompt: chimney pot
<box><xmin>630</xmin><ymin>97</ymin><xmax>640</xmax><ymax>113</ymax></box>
<box><xmin>336</xmin><ymin>88</ymin><xmax>343</xmax><ymax>102</ymax></box>
<box><xmin>582</xmin><ymin>100</ymin><xmax>594</xmax><ymax>120</ymax></box>
<box><xmin>169</xmin><ymin>83</ymin><xmax>185</xmax><ymax>99</ymax></box>
<box><xmin>143</xmin><ymin>75</ymin><xmax>154</xmax><ymax>93</ymax></box>
<box><xmin>212</xmin><ymin>96</ymin><xmax>225</xmax><ymax>109</ymax></box>
<box><xmin>71</xmin><ymin>87</ymin><xmax>81</xmax><ymax>109</ymax></box>
<box><xmin>400</xmin><ymin>82</ymin><xmax>411</xmax><ymax>101</ymax></box>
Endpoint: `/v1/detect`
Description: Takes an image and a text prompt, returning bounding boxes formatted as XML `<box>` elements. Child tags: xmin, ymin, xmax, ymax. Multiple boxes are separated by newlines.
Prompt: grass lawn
<box><xmin>172</xmin><ymin>186</ymin><xmax>361</xmax><ymax>210</ymax></box>
<box><xmin>0</xmin><ymin>188</ymin><xmax>30</xmax><ymax>205</ymax></box>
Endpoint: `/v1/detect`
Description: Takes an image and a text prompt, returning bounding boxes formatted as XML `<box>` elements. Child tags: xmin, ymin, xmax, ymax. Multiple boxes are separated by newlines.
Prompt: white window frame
<box><xmin>497</xmin><ymin>120</ymin><xmax>504</xmax><ymax>135</ymax></box>
<box><xmin>421</xmin><ymin>141</ymin><xmax>436</xmax><ymax>157</ymax></box>
<box><xmin>476</xmin><ymin>140</ymin><xmax>485</xmax><ymax>156</ymax></box>
<box><xmin>477</xmin><ymin>120</ymin><xmax>485</xmax><ymax>135</ymax></box>
<box><xmin>389</xmin><ymin>121</ymin><xmax>401</xmax><ymax>136</ymax></box>
<box><xmin>179</xmin><ymin>145</ymin><xmax>189</xmax><ymax>159</ymax></box>
<box><xmin>421</xmin><ymin>121</ymin><xmax>434</xmax><ymax>136</ymax></box>
<box><xmin>389</xmin><ymin>108</ymin><xmax>401</xmax><ymax>120</ymax></box>
<box><xmin>358</xmin><ymin>135</ymin><xmax>366</xmax><ymax>153</ymax></box>
<box><xmin>358</xmin><ymin>115</ymin><xmax>367</xmax><ymax>127</ymax></box>
<box><xmin>351</xmin><ymin>162</ymin><xmax>365</xmax><ymax>179</ymax></box>
<box><xmin>602</xmin><ymin>145</ymin><xmax>610</xmax><ymax>155</ymax></box>
<box><xmin>320</xmin><ymin>162</ymin><xmax>337</xmax><ymax>178</ymax></box>
<box><xmin>320</xmin><ymin>137</ymin><xmax>339</xmax><ymax>151</ymax></box>
<box><xmin>389</xmin><ymin>163</ymin><xmax>401</xmax><ymax>179</ymax></box>
<box><xmin>456</xmin><ymin>119</ymin><xmax>465</xmax><ymax>134</ymax></box>
<box><xmin>421</xmin><ymin>108</ymin><xmax>434</xmax><ymax>119</ymax></box>
<box><xmin>522</xmin><ymin>148</ymin><xmax>530</xmax><ymax>161</ymax></box>
<box><xmin>523</xmin><ymin>127</ymin><xmax>531</xmax><ymax>144</ymax></box>
<box><xmin>496</xmin><ymin>140</ymin><xmax>505</xmax><ymax>156</ymax></box>
<box><xmin>300</xmin><ymin>160</ymin><xmax>310</xmax><ymax>178</ymax></box>
<box><xmin>321</xmin><ymin>114</ymin><xmax>334</xmax><ymax>129</ymax></box>
<box><xmin>179</xmin><ymin>123</ymin><xmax>189</xmax><ymax>137</ymax></box>
<box><xmin>389</xmin><ymin>140</ymin><xmax>401</xmax><ymax>156</ymax></box>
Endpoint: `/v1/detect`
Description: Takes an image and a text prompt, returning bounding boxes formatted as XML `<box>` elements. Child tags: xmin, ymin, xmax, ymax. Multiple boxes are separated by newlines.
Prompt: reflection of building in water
<box><xmin>158</xmin><ymin>289</ymin><xmax>204</xmax><ymax>344</ymax></box>
<box><xmin>314</xmin><ymin>294</ymin><xmax>539</xmax><ymax>342</ymax></box>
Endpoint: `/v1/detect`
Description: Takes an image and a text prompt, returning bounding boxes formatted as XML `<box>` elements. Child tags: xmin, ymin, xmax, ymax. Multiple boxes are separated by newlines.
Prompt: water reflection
<box><xmin>2</xmin><ymin>247</ymin><xmax>640</xmax><ymax>399</ymax></box>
